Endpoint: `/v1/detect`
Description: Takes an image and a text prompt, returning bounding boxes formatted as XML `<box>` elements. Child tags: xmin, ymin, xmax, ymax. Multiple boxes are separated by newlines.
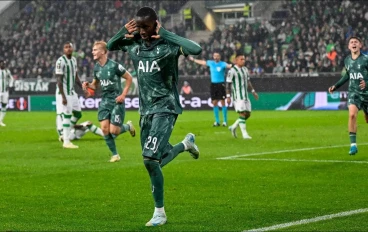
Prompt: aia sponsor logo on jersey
<box><xmin>100</xmin><ymin>79</ymin><xmax>114</xmax><ymax>87</ymax></box>
<box><xmin>137</xmin><ymin>60</ymin><xmax>161</xmax><ymax>73</ymax></box>
<box><xmin>349</xmin><ymin>72</ymin><xmax>364</xmax><ymax>79</ymax></box>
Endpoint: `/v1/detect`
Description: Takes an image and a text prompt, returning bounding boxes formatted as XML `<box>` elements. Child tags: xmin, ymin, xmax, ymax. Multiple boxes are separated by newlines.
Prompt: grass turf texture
<box><xmin>0</xmin><ymin>110</ymin><xmax>367</xmax><ymax>231</ymax></box>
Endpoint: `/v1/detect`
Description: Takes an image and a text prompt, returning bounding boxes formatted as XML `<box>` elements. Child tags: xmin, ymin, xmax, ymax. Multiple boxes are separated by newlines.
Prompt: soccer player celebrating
<box><xmin>82</xmin><ymin>41</ymin><xmax>135</xmax><ymax>163</ymax></box>
<box><xmin>107</xmin><ymin>7</ymin><xmax>201</xmax><ymax>226</ymax></box>
<box><xmin>329</xmin><ymin>36</ymin><xmax>368</xmax><ymax>155</ymax></box>
<box><xmin>55</xmin><ymin>42</ymin><xmax>84</xmax><ymax>149</ymax></box>
<box><xmin>0</xmin><ymin>60</ymin><xmax>13</xmax><ymax>127</ymax></box>
<box><xmin>226</xmin><ymin>54</ymin><xmax>259</xmax><ymax>139</ymax></box>
<box><xmin>188</xmin><ymin>52</ymin><xmax>233</xmax><ymax>127</ymax></box>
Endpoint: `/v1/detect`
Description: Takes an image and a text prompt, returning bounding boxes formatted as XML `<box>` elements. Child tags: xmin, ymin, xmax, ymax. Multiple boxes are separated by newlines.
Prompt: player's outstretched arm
<box><xmin>107</xmin><ymin>20</ymin><xmax>136</xmax><ymax>51</ymax></box>
<box><xmin>188</xmin><ymin>56</ymin><xmax>206</xmax><ymax>66</ymax></box>
<box><xmin>156</xmin><ymin>21</ymin><xmax>202</xmax><ymax>55</ymax></box>
<box><xmin>226</xmin><ymin>63</ymin><xmax>234</xmax><ymax>69</ymax></box>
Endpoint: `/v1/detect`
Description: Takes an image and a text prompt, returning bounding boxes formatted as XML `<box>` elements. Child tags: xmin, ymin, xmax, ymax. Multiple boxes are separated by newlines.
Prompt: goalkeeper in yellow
<box><xmin>329</xmin><ymin>36</ymin><xmax>368</xmax><ymax>155</ymax></box>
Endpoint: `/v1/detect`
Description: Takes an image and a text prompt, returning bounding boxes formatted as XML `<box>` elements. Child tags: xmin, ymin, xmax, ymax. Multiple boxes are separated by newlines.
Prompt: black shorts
<box><xmin>210</xmin><ymin>83</ymin><xmax>226</xmax><ymax>100</ymax></box>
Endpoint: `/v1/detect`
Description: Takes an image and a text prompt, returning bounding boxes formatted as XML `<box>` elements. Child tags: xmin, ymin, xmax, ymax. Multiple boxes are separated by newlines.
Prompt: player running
<box><xmin>329</xmin><ymin>36</ymin><xmax>368</xmax><ymax>155</ymax></box>
<box><xmin>82</xmin><ymin>41</ymin><xmax>135</xmax><ymax>163</ymax></box>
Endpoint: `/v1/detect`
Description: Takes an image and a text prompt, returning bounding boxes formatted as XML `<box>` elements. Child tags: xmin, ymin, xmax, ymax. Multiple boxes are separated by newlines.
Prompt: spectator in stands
<box><xmin>326</xmin><ymin>46</ymin><xmax>338</xmax><ymax>71</ymax></box>
<box><xmin>2</xmin><ymin>0</ymin><xmax>368</xmax><ymax>79</ymax></box>
<box><xmin>252</xmin><ymin>63</ymin><xmax>263</xmax><ymax>76</ymax></box>
<box><xmin>180</xmin><ymin>81</ymin><xmax>193</xmax><ymax>95</ymax></box>
<box><xmin>264</xmin><ymin>55</ymin><xmax>276</xmax><ymax>73</ymax></box>
<box><xmin>273</xmin><ymin>62</ymin><xmax>284</xmax><ymax>74</ymax></box>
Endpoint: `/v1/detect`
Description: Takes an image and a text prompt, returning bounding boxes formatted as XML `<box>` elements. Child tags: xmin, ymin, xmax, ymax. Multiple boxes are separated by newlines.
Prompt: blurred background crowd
<box><xmin>0</xmin><ymin>0</ymin><xmax>367</xmax><ymax>80</ymax></box>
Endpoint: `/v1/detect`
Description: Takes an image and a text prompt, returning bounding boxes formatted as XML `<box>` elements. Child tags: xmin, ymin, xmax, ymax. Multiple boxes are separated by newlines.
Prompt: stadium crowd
<box><xmin>0</xmin><ymin>0</ymin><xmax>367</xmax><ymax>80</ymax></box>
<box><xmin>182</xmin><ymin>0</ymin><xmax>368</xmax><ymax>76</ymax></box>
<box><xmin>0</xmin><ymin>0</ymin><xmax>185</xmax><ymax>81</ymax></box>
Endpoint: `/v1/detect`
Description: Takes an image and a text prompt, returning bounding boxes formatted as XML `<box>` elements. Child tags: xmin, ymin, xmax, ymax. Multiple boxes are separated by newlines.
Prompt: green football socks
<box><xmin>111</xmin><ymin>124</ymin><xmax>129</xmax><ymax>139</ymax></box>
<box><xmin>144</xmin><ymin>159</ymin><xmax>164</xmax><ymax>208</ymax></box>
<box><xmin>160</xmin><ymin>143</ymin><xmax>185</xmax><ymax>168</ymax></box>
<box><xmin>104</xmin><ymin>134</ymin><xmax>117</xmax><ymax>155</ymax></box>
<box><xmin>349</xmin><ymin>132</ymin><xmax>356</xmax><ymax>144</ymax></box>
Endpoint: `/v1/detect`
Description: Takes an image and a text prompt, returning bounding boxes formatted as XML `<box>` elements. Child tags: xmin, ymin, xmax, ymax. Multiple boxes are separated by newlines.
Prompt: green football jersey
<box><xmin>120</xmin><ymin>38</ymin><xmax>182</xmax><ymax>115</ymax></box>
<box><xmin>335</xmin><ymin>53</ymin><xmax>368</xmax><ymax>99</ymax></box>
<box><xmin>107</xmin><ymin>27</ymin><xmax>202</xmax><ymax>116</ymax></box>
<box><xmin>93</xmin><ymin>59</ymin><xmax>126</xmax><ymax>100</ymax></box>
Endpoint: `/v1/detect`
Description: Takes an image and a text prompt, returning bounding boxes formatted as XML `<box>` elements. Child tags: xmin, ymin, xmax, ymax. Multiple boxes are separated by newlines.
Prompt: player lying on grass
<box><xmin>58</xmin><ymin>121</ymin><xmax>104</xmax><ymax>141</ymax></box>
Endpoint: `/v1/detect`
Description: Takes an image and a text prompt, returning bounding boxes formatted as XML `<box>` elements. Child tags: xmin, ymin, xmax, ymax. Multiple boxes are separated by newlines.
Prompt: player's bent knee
<box><xmin>349</xmin><ymin>113</ymin><xmax>357</xmax><ymax>120</ymax></box>
<box><xmin>101</xmin><ymin>127</ymin><xmax>109</xmax><ymax>135</ymax></box>
<box><xmin>109</xmin><ymin>125</ymin><xmax>120</xmax><ymax>135</ymax></box>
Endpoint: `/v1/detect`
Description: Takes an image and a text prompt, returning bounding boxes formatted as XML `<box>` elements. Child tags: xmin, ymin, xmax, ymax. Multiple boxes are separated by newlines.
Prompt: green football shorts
<box><xmin>139</xmin><ymin>113</ymin><xmax>178</xmax><ymax>160</ymax></box>
<box><xmin>348</xmin><ymin>92</ymin><xmax>368</xmax><ymax>113</ymax></box>
<box><xmin>98</xmin><ymin>100</ymin><xmax>126</xmax><ymax>127</ymax></box>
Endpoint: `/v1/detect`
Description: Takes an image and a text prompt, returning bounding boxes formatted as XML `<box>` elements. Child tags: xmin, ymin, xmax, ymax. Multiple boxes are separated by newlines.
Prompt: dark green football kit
<box><xmin>107</xmin><ymin>27</ymin><xmax>201</xmax><ymax>160</ymax></box>
<box><xmin>93</xmin><ymin>59</ymin><xmax>126</xmax><ymax>126</ymax></box>
<box><xmin>334</xmin><ymin>53</ymin><xmax>368</xmax><ymax>113</ymax></box>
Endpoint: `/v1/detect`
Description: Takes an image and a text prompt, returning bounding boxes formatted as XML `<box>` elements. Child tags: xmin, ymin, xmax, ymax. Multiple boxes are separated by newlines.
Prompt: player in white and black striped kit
<box><xmin>226</xmin><ymin>54</ymin><xmax>259</xmax><ymax>139</ymax></box>
<box><xmin>0</xmin><ymin>60</ymin><xmax>14</xmax><ymax>127</ymax></box>
<box><xmin>55</xmin><ymin>42</ymin><xmax>84</xmax><ymax>148</ymax></box>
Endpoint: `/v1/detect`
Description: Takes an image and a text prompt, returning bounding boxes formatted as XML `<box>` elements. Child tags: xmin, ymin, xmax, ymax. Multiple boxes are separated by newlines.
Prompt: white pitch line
<box><xmin>217</xmin><ymin>143</ymin><xmax>368</xmax><ymax>160</ymax></box>
<box><xmin>245</xmin><ymin>208</ymin><xmax>368</xmax><ymax>232</ymax></box>
<box><xmin>232</xmin><ymin>158</ymin><xmax>368</xmax><ymax>164</ymax></box>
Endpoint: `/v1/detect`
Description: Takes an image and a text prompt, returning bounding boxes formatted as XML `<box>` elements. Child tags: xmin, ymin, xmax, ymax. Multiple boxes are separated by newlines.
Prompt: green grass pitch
<box><xmin>0</xmin><ymin>110</ymin><xmax>367</xmax><ymax>231</ymax></box>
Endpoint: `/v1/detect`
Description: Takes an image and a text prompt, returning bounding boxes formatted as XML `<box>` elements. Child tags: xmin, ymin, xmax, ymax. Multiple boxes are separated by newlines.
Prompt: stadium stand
<box><xmin>0</xmin><ymin>0</ymin><xmax>367</xmax><ymax>79</ymax></box>
<box><xmin>182</xmin><ymin>0</ymin><xmax>368</xmax><ymax>76</ymax></box>
<box><xmin>0</xmin><ymin>0</ymin><xmax>186</xmax><ymax>80</ymax></box>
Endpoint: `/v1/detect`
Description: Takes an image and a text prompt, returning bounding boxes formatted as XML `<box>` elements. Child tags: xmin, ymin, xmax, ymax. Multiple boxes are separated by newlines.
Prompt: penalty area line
<box><xmin>217</xmin><ymin>143</ymin><xmax>368</xmax><ymax>160</ymax></box>
<box><xmin>245</xmin><ymin>208</ymin><xmax>368</xmax><ymax>232</ymax></box>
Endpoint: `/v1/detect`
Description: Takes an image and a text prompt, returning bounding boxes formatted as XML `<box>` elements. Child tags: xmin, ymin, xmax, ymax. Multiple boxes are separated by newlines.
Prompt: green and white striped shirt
<box><xmin>55</xmin><ymin>55</ymin><xmax>78</xmax><ymax>95</ymax></box>
<box><xmin>226</xmin><ymin>65</ymin><xmax>250</xmax><ymax>100</ymax></box>
<box><xmin>0</xmin><ymin>68</ymin><xmax>14</xmax><ymax>93</ymax></box>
